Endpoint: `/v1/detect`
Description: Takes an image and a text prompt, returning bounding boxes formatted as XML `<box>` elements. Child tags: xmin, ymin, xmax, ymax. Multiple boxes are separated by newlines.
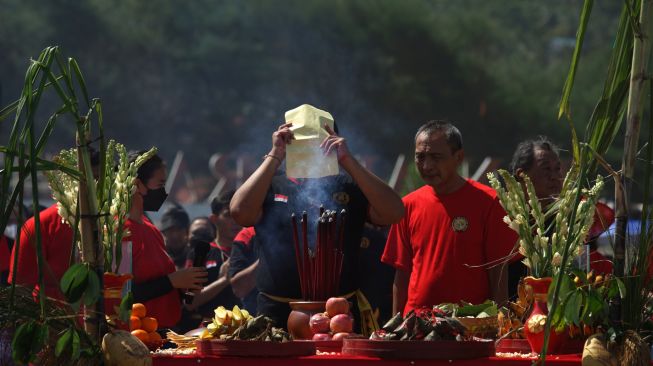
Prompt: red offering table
<box><xmin>152</xmin><ymin>353</ymin><xmax>585</xmax><ymax>366</ymax></box>
<box><xmin>196</xmin><ymin>339</ymin><xmax>315</xmax><ymax>357</ymax></box>
<box><xmin>342</xmin><ymin>338</ymin><xmax>495</xmax><ymax>359</ymax></box>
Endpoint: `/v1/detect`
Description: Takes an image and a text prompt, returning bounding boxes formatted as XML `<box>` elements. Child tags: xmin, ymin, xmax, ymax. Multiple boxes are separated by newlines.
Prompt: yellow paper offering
<box><xmin>284</xmin><ymin>104</ymin><xmax>339</xmax><ymax>178</ymax></box>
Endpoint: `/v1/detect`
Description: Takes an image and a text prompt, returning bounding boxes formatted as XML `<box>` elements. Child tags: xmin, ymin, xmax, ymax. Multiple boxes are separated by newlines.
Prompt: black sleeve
<box><xmin>132</xmin><ymin>275</ymin><xmax>174</xmax><ymax>303</ymax></box>
<box><xmin>228</xmin><ymin>242</ymin><xmax>252</xmax><ymax>278</ymax></box>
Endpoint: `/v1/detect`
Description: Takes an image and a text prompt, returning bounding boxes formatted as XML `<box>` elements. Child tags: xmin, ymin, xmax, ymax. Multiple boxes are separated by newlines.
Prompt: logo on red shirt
<box><xmin>451</xmin><ymin>217</ymin><xmax>469</xmax><ymax>232</ymax></box>
<box><xmin>274</xmin><ymin>194</ymin><xmax>288</xmax><ymax>203</ymax></box>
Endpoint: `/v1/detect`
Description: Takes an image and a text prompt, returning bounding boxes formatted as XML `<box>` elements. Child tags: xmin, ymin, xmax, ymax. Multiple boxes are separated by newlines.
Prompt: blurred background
<box><xmin>0</xmin><ymin>0</ymin><xmax>627</xmax><ymax>217</ymax></box>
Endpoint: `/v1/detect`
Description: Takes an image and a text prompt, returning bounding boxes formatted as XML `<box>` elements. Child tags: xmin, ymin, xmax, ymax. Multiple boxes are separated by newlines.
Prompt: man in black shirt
<box><xmin>185</xmin><ymin>217</ymin><xmax>240</xmax><ymax>316</ymax></box>
<box><xmin>159</xmin><ymin>205</ymin><xmax>190</xmax><ymax>270</ymax></box>
<box><xmin>230</xmin><ymin>121</ymin><xmax>405</xmax><ymax>326</ymax></box>
<box><xmin>357</xmin><ymin>223</ymin><xmax>394</xmax><ymax>324</ymax></box>
<box><xmin>228</xmin><ymin>227</ymin><xmax>259</xmax><ymax>313</ymax></box>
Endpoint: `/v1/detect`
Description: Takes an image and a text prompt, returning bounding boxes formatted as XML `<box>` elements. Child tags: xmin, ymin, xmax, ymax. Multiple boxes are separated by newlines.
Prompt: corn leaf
<box><xmin>558</xmin><ymin>0</ymin><xmax>594</xmax><ymax>121</ymax></box>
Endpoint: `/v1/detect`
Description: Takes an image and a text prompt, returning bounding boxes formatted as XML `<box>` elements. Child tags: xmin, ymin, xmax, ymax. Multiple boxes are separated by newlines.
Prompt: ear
<box><xmin>135</xmin><ymin>178</ymin><xmax>147</xmax><ymax>195</ymax></box>
<box><xmin>454</xmin><ymin>149</ymin><xmax>465</xmax><ymax>165</ymax></box>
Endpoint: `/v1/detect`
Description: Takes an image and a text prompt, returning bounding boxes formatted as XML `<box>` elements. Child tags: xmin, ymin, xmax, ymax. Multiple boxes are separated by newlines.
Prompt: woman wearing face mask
<box><xmin>126</xmin><ymin>152</ymin><xmax>207</xmax><ymax>329</ymax></box>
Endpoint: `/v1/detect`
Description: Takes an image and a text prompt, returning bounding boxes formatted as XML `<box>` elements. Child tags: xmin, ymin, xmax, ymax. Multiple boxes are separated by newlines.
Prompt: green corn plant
<box><xmin>541</xmin><ymin>0</ymin><xmax>653</xmax><ymax>362</ymax></box>
<box><xmin>0</xmin><ymin>46</ymin><xmax>105</xmax><ymax>363</ymax></box>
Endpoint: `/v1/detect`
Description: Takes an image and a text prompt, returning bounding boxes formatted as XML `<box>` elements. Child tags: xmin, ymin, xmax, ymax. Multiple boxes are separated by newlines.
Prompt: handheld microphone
<box><xmin>191</xmin><ymin>237</ymin><xmax>211</xmax><ymax>268</ymax></box>
<box><xmin>183</xmin><ymin>236</ymin><xmax>212</xmax><ymax>304</ymax></box>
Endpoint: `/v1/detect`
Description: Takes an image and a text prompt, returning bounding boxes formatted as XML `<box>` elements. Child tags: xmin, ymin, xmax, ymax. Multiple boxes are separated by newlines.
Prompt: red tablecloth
<box><xmin>152</xmin><ymin>354</ymin><xmax>583</xmax><ymax>366</ymax></box>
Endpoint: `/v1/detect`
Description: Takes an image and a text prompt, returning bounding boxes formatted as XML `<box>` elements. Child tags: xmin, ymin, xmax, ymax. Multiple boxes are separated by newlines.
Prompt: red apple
<box><xmin>309</xmin><ymin>312</ymin><xmax>331</xmax><ymax>334</ymax></box>
<box><xmin>325</xmin><ymin>297</ymin><xmax>350</xmax><ymax>317</ymax></box>
<box><xmin>312</xmin><ymin>333</ymin><xmax>332</xmax><ymax>341</ymax></box>
<box><xmin>332</xmin><ymin>332</ymin><xmax>350</xmax><ymax>341</ymax></box>
<box><xmin>330</xmin><ymin>314</ymin><xmax>353</xmax><ymax>333</ymax></box>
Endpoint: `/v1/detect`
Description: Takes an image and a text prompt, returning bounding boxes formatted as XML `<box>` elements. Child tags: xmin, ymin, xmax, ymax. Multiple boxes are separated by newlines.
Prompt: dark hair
<box><xmin>509</xmin><ymin>136</ymin><xmax>559</xmax><ymax>175</ymax></box>
<box><xmin>210</xmin><ymin>189</ymin><xmax>236</xmax><ymax>215</ymax></box>
<box><xmin>128</xmin><ymin>150</ymin><xmax>164</xmax><ymax>183</ymax></box>
<box><xmin>190</xmin><ymin>216</ymin><xmax>217</xmax><ymax>240</ymax></box>
<box><xmin>159</xmin><ymin>204</ymin><xmax>190</xmax><ymax>231</ymax></box>
<box><xmin>415</xmin><ymin>120</ymin><xmax>463</xmax><ymax>152</ymax></box>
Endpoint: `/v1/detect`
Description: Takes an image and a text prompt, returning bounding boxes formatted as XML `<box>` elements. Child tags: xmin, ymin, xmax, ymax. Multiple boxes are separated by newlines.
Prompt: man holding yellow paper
<box><xmin>230</xmin><ymin>104</ymin><xmax>404</xmax><ymax>327</ymax></box>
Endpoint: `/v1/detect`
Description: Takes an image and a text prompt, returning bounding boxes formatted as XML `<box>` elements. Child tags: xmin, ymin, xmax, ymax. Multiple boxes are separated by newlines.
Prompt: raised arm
<box><xmin>230</xmin><ymin>123</ymin><xmax>294</xmax><ymax>227</ymax></box>
<box><xmin>321</xmin><ymin>124</ymin><xmax>404</xmax><ymax>225</ymax></box>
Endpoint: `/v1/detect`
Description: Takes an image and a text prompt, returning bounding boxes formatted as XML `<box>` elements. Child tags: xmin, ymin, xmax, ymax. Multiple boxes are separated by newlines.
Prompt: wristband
<box><xmin>263</xmin><ymin>154</ymin><xmax>282</xmax><ymax>165</ymax></box>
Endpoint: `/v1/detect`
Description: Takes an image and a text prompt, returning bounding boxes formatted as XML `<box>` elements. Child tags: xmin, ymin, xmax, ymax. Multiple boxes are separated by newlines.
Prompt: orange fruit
<box><xmin>129</xmin><ymin>316</ymin><xmax>142</xmax><ymax>331</ymax></box>
<box><xmin>148</xmin><ymin>331</ymin><xmax>162</xmax><ymax>343</ymax></box>
<box><xmin>131</xmin><ymin>329</ymin><xmax>149</xmax><ymax>343</ymax></box>
<box><xmin>141</xmin><ymin>317</ymin><xmax>158</xmax><ymax>333</ymax></box>
<box><xmin>132</xmin><ymin>303</ymin><xmax>147</xmax><ymax>318</ymax></box>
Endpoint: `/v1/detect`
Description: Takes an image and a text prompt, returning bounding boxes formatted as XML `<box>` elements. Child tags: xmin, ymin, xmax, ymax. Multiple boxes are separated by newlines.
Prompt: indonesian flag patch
<box><xmin>274</xmin><ymin>194</ymin><xmax>288</xmax><ymax>203</ymax></box>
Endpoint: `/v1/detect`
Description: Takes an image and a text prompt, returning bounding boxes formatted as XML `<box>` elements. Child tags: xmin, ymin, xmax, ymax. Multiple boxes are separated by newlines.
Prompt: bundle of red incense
<box><xmin>290</xmin><ymin>208</ymin><xmax>346</xmax><ymax>300</ymax></box>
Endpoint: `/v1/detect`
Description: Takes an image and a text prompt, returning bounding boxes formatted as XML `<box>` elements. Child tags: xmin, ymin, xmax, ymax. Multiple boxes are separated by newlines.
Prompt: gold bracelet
<box><xmin>262</xmin><ymin>154</ymin><xmax>282</xmax><ymax>165</ymax></box>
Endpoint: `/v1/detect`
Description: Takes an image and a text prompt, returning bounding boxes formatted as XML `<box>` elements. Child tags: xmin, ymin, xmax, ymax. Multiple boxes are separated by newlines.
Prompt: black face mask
<box><xmin>142</xmin><ymin>187</ymin><xmax>168</xmax><ymax>212</ymax></box>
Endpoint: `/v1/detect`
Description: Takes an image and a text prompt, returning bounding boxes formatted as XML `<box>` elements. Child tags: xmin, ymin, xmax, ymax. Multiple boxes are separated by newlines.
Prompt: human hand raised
<box><xmin>168</xmin><ymin>267</ymin><xmax>208</xmax><ymax>290</ymax></box>
<box><xmin>269</xmin><ymin>122</ymin><xmax>295</xmax><ymax>160</ymax></box>
<box><xmin>320</xmin><ymin>123</ymin><xmax>351</xmax><ymax>163</ymax></box>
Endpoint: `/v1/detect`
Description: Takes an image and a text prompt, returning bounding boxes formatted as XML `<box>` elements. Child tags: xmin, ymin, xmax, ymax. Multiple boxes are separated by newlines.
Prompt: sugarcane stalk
<box><xmin>76</xmin><ymin>125</ymin><xmax>103</xmax><ymax>342</ymax></box>
<box><xmin>615</xmin><ymin>0</ymin><xmax>653</xmax><ymax>279</ymax></box>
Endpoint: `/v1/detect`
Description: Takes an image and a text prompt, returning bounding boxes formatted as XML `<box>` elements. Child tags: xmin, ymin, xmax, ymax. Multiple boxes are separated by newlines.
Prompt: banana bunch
<box><xmin>204</xmin><ymin>305</ymin><xmax>253</xmax><ymax>338</ymax></box>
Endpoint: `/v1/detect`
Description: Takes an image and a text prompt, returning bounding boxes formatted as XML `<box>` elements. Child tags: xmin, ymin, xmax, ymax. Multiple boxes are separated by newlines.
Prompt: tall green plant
<box><xmin>542</xmin><ymin>0</ymin><xmax>653</xmax><ymax>362</ymax></box>
<box><xmin>0</xmin><ymin>46</ymin><xmax>104</xmax><ymax>363</ymax></box>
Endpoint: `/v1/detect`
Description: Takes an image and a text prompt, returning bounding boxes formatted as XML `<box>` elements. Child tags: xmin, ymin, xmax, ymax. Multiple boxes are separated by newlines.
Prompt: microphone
<box><xmin>191</xmin><ymin>237</ymin><xmax>211</xmax><ymax>268</ymax></box>
<box><xmin>183</xmin><ymin>235</ymin><xmax>212</xmax><ymax>304</ymax></box>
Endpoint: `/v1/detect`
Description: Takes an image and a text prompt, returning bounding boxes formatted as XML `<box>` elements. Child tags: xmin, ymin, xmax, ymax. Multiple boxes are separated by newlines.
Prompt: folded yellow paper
<box><xmin>284</xmin><ymin>104</ymin><xmax>339</xmax><ymax>178</ymax></box>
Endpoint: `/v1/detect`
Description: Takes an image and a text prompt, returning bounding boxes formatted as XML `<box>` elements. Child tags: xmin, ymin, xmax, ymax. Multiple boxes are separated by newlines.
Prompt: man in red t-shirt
<box><xmin>508</xmin><ymin>137</ymin><xmax>613</xmax><ymax>281</ymax></box>
<box><xmin>382</xmin><ymin>121</ymin><xmax>517</xmax><ymax>315</ymax></box>
<box><xmin>8</xmin><ymin>204</ymin><xmax>73</xmax><ymax>300</ymax></box>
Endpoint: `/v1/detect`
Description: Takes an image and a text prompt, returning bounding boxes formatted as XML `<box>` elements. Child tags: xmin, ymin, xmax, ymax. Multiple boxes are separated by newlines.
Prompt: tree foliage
<box><xmin>0</xmin><ymin>0</ymin><xmax>622</xmax><ymax>177</ymax></box>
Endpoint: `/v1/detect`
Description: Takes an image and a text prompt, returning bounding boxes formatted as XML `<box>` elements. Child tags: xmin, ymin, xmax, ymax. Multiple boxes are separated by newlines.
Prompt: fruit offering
<box><xmin>369</xmin><ymin>307</ymin><xmax>467</xmax><ymax>341</ymax></box>
<box><xmin>204</xmin><ymin>313</ymin><xmax>291</xmax><ymax>342</ymax></box>
<box><xmin>129</xmin><ymin>303</ymin><xmax>165</xmax><ymax>350</ymax></box>
<box><xmin>205</xmin><ymin>305</ymin><xmax>254</xmax><ymax>338</ymax></box>
<box><xmin>308</xmin><ymin>297</ymin><xmax>355</xmax><ymax>341</ymax></box>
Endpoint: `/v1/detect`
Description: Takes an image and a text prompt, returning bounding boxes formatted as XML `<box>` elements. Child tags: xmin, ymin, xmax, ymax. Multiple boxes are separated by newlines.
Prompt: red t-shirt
<box><xmin>8</xmin><ymin>204</ymin><xmax>73</xmax><ymax>299</ymax></box>
<box><xmin>589</xmin><ymin>250</ymin><xmax>612</xmax><ymax>275</ymax></box>
<box><xmin>0</xmin><ymin>235</ymin><xmax>10</xmax><ymax>272</ymax></box>
<box><xmin>126</xmin><ymin>217</ymin><xmax>181</xmax><ymax>328</ymax></box>
<box><xmin>382</xmin><ymin>180</ymin><xmax>518</xmax><ymax>315</ymax></box>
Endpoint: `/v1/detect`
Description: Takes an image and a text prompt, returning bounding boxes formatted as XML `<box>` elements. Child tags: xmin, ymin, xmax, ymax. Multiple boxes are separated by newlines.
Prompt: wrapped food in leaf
<box><xmin>382</xmin><ymin>312</ymin><xmax>404</xmax><ymax>332</ymax></box>
<box><xmin>424</xmin><ymin>329</ymin><xmax>443</xmax><ymax>341</ymax></box>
